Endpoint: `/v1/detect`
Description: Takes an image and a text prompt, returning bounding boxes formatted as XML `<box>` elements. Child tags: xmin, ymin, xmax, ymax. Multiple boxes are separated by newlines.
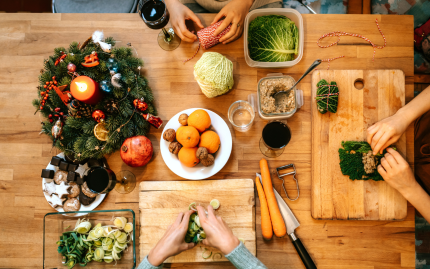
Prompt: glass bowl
<box><xmin>257</xmin><ymin>74</ymin><xmax>298</xmax><ymax>120</ymax></box>
<box><xmin>43</xmin><ymin>209</ymin><xmax>136</xmax><ymax>269</ymax></box>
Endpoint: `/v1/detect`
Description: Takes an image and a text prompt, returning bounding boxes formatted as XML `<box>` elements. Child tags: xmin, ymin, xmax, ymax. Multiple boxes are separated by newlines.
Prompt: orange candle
<box><xmin>70</xmin><ymin>76</ymin><xmax>102</xmax><ymax>105</ymax></box>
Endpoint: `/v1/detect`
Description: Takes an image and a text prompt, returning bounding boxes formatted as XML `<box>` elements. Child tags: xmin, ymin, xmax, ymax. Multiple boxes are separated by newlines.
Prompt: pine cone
<box><xmin>105</xmin><ymin>99</ymin><xmax>119</xmax><ymax>114</ymax></box>
<box><xmin>78</xmin><ymin>104</ymin><xmax>92</xmax><ymax>118</ymax></box>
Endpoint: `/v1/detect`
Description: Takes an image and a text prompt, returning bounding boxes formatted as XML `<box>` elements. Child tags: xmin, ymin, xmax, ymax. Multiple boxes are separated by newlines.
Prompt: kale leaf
<box><xmin>339</xmin><ymin>141</ymin><xmax>388</xmax><ymax>181</ymax></box>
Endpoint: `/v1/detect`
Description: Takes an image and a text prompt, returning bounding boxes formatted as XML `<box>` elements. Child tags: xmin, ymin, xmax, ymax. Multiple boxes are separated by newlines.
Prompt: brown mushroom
<box><xmin>196</xmin><ymin>147</ymin><xmax>208</xmax><ymax>160</ymax></box>
<box><xmin>163</xmin><ymin>129</ymin><xmax>176</xmax><ymax>142</ymax></box>
<box><xmin>169</xmin><ymin>142</ymin><xmax>182</xmax><ymax>154</ymax></box>
<box><xmin>201</xmin><ymin>154</ymin><xmax>214</xmax><ymax>167</ymax></box>
<box><xmin>178</xmin><ymin>113</ymin><xmax>189</xmax><ymax>126</ymax></box>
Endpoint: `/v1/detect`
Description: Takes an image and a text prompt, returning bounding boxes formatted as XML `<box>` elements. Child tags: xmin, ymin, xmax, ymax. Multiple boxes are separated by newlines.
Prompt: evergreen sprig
<box><xmin>33</xmin><ymin>36</ymin><xmax>157</xmax><ymax>160</ymax></box>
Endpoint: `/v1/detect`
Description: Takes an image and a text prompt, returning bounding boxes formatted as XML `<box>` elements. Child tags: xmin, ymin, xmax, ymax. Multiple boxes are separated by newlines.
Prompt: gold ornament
<box><xmin>94</xmin><ymin>120</ymin><xmax>108</xmax><ymax>141</ymax></box>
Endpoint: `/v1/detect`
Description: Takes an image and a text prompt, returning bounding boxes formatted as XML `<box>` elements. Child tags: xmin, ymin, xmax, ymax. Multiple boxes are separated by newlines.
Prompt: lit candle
<box><xmin>70</xmin><ymin>76</ymin><xmax>102</xmax><ymax>105</ymax></box>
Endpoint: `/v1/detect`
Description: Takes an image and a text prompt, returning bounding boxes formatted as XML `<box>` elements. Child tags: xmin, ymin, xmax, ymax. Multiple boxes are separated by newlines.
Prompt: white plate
<box><xmin>160</xmin><ymin>108</ymin><xmax>232</xmax><ymax>180</ymax></box>
<box><xmin>42</xmin><ymin>153</ymin><xmax>106</xmax><ymax>217</ymax></box>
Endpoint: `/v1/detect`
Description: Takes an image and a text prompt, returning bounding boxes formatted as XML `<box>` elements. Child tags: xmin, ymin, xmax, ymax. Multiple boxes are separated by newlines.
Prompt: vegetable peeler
<box><xmin>276</xmin><ymin>164</ymin><xmax>300</xmax><ymax>201</ymax></box>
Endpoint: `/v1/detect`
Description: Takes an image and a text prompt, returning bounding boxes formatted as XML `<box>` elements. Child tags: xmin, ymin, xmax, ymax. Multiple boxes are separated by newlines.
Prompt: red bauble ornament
<box><xmin>133</xmin><ymin>98</ymin><xmax>148</xmax><ymax>112</ymax></box>
<box><xmin>92</xmin><ymin>109</ymin><xmax>105</xmax><ymax>123</ymax></box>
<box><xmin>67</xmin><ymin>63</ymin><xmax>76</xmax><ymax>72</ymax></box>
<box><xmin>120</xmin><ymin>136</ymin><xmax>153</xmax><ymax>167</ymax></box>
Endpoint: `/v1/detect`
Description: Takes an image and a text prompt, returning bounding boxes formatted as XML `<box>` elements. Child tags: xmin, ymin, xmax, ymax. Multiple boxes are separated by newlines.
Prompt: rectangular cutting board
<box><xmin>139</xmin><ymin>179</ymin><xmax>256</xmax><ymax>263</ymax></box>
<box><xmin>311</xmin><ymin>70</ymin><xmax>407</xmax><ymax>220</ymax></box>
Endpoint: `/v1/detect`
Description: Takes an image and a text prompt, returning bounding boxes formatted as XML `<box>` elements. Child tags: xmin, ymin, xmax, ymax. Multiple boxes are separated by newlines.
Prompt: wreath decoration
<box><xmin>32</xmin><ymin>31</ymin><xmax>161</xmax><ymax>161</ymax></box>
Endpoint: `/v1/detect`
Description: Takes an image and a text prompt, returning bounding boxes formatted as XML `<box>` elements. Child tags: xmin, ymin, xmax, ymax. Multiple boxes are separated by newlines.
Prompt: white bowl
<box><xmin>244</xmin><ymin>8</ymin><xmax>304</xmax><ymax>68</ymax></box>
<box><xmin>160</xmin><ymin>108</ymin><xmax>232</xmax><ymax>180</ymax></box>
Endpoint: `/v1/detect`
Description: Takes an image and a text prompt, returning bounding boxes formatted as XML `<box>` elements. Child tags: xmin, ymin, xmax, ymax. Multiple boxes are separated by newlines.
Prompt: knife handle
<box><xmin>290</xmin><ymin>233</ymin><xmax>317</xmax><ymax>269</ymax></box>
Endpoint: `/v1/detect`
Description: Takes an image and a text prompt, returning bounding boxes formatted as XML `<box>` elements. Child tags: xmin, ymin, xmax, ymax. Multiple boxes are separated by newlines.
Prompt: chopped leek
<box><xmin>124</xmin><ymin>222</ymin><xmax>133</xmax><ymax>233</ymax></box>
<box><xmin>202</xmin><ymin>248</ymin><xmax>212</xmax><ymax>259</ymax></box>
<box><xmin>210</xmin><ymin>199</ymin><xmax>220</xmax><ymax>210</ymax></box>
<box><xmin>56</xmin><ymin>216</ymin><xmax>132</xmax><ymax>268</ymax></box>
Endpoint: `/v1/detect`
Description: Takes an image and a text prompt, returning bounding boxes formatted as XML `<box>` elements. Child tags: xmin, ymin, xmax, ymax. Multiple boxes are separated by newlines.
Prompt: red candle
<box><xmin>70</xmin><ymin>76</ymin><xmax>102</xmax><ymax>105</ymax></box>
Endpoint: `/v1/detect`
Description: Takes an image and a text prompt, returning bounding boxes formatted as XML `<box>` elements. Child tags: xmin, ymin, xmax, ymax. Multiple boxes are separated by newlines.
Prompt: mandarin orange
<box><xmin>199</xmin><ymin>130</ymin><xmax>220</xmax><ymax>154</ymax></box>
<box><xmin>187</xmin><ymin>109</ymin><xmax>211</xmax><ymax>133</ymax></box>
<box><xmin>178</xmin><ymin>147</ymin><xmax>200</xmax><ymax>167</ymax></box>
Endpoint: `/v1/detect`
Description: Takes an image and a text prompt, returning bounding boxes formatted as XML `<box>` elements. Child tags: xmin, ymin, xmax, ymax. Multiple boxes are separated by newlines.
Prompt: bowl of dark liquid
<box><xmin>86</xmin><ymin>166</ymin><xmax>117</xmax><ymax>194</ymax></box>
<box><xmin>260</xmin><ymin>121</ymin><xmax>291</xmax><ymax>158</ymax></box>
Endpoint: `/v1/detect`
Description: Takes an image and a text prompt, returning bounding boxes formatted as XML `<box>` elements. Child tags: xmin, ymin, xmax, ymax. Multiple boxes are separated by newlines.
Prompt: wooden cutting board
<box><xmin>311</xmin><ymin>70</ymin><xmax>407</xmax><ymax>221</ymax></box>
<box><xmin>139</xmin><ymin>179</ymin><xmax>256</xmax><ymax>263</ymax></box>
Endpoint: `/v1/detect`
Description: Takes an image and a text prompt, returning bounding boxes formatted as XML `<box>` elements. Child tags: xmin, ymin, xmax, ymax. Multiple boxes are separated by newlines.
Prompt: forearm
<box><xmin>137</xmin><ymin>256</ymin><xmax>163</xmax><ymax>269</ymax></box>
<box><xmin>402</xmin><ymin>182</ymin><xmax>430</xmax><ymax>223</ymax></box>
<box><xmin>225</xmin><ymin>242</ymin><xmax>267</xmax><ymax>269</ymax></box>
<box><xmin>396</xmin><ymin>85</ymin><xmax>430</xmax><ymax>124</ymax></box>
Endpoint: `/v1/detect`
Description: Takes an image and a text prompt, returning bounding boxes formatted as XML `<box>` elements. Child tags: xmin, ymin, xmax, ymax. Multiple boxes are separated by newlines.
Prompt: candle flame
<box><xmin>75</xmin><ymin>82</ymin><xmax>88</xmax><ymax>92</ymax></box>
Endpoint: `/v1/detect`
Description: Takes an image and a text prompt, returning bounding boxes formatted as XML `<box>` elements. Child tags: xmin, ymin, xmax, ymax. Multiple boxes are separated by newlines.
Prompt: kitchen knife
<box><xmin>257</xmin><ymin>173</ymin><xmax>317</xmax><ymax>269</ymax></box>
<box><xmin>297</xmin><ymin>0</ymin><xmax>317</xmax><ymax>14</ymax></box>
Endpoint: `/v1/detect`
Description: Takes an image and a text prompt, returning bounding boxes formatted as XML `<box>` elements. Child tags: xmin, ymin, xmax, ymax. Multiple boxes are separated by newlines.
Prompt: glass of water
<box><xmin>228</xmin><ymin>100</ymin><xmax>255</xmax><ymax>132</ymax></box>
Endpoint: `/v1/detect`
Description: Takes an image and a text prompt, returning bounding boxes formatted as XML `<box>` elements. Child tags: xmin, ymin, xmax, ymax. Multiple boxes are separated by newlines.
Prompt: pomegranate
<box><xmin>120</xmin><ymin>136</ymin><xmax>153</xmax><ymax>167</ymax></box>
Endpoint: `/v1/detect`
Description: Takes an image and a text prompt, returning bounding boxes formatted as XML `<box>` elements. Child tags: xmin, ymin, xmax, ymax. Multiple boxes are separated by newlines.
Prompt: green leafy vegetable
<box><xmin>248</xmin><ymin>15</ymin><xmax>299</xmax><ymax>62</ymax></box>
<box><xmin>316</xmin><ymin>79</ymin><xmax>339</xmax><ymax>114</ymax></box>
<box><xmin>339</xmin><ymin>141</ymin><xmax>394</xmax><ymax>181</ymax></box>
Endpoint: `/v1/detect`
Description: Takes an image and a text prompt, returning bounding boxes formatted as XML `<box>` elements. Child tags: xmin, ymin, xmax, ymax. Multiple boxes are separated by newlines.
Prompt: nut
<box><xmin>178</xmin><ymin>113</ymin><xmax>189</xmax><ymax>126</ymax></box>
<box><xmin>163</xmin><ymin>129</ymin><xmax>176</xmax><ymax>142</ymax></box>
<box><xmin>169</xmin><ymin>142</ymin><xmax>182</xmax><ymax>154</ymax></box>
<box><xmin>196</xmin><ymin>147</ymin><xmax>208</xmax><ymax>159</ymax></box>
<box><xmin>201</xmin><ymin>154</ymin><xmax>214</xmax><ymax>167</ymax></box>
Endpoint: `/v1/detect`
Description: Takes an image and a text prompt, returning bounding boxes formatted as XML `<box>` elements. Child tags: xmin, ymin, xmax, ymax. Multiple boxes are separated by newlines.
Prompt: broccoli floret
<box><xmin>339</xmin><ymin>141</ymin><xmax>392</xmax><ymax>181</ymax></box>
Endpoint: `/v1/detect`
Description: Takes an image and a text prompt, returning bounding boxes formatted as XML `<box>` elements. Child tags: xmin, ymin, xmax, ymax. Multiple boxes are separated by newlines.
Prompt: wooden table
<box><xmin>0</xmin><ymin>13</ymin><xmax>415</xmax><ymax>268</ymax></box>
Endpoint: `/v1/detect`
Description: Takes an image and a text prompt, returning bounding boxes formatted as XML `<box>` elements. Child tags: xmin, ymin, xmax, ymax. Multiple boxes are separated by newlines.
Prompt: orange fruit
<box><xmin>176</xmin><ymin>126</ymin><xmax>200</xmax><ymax>148</ymax></box>
<box><xmin>199</xmin><ymin>130</ymin><xmax>220</xmax><ymax>154</ymax></box>
<box><xmin>188</xmin><ymin>109</ymin><xmax>211</xmax><ymax>133</ymax></box>
<box><xmin>178</xmin><ymin>147</ymin><xmax>200</xmax><ymax>167</ymax></box>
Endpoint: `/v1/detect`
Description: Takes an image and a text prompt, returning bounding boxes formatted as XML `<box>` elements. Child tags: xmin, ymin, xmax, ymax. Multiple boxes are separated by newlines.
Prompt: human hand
<box><xmin>378</xmin><ymin>148</ymin><xmax>418</xmax><ymax>198</ymax></box>
<box><xmin>148</xmin><ymin>210</ymin><xmax>195</xmax><ymax>266</ymax></box>
<box><xmin>211</xmin><ymin>0</ymin><xmax>253</xmax><ymax>44</ymax></box>
<box><xmin>197</xmin><ymin>205</ymin><xmax>240</xmax><ymax>255</ymax></box>
<box><xmin>367</xmin><ymin>113</ymin><xmax>409</xmax><ymax>155</ymax></box>
<box><xmin>165</xmin><ymin>0</ymin><xmax>204</xmax><ymax>42</ymax></box>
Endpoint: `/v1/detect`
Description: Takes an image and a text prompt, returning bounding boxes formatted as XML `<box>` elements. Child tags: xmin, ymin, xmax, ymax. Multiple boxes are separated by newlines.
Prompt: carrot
<box><xmin>256</xmin><ymin>176</ymin><xmax>273</xmax><ymax>240</ymax></box>
<box><xmin>259</xmin><ymin>158</ymin><xmax>287</xmax><ymax>237</ymax></box>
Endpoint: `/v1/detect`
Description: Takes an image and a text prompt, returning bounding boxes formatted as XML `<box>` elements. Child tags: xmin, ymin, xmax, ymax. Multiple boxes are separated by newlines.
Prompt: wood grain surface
<box><xmin>311</xmin><ymin>70</ymin><xmax>407</xmax><ymax>220</ymax></box>
<box><xmin>139</xmin><ymin>179</ymin><xmax>255</xmax><ymax>263</ymax></box>
<box><xmin>0</xmin><ymin>14</ymin><xmax>415</xmax><ymax>269</ymax></box>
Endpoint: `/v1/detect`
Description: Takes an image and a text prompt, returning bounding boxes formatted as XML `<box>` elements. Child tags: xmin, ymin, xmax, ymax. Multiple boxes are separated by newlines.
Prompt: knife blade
<box><xmin>257</xmin><ymin>173</ymin><xmax>317</xmax><ymax>269</ymax></box>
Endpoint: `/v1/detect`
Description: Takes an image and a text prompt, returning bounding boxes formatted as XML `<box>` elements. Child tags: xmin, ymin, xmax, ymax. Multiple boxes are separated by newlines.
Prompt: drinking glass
<box><xmin>138</xmin><ymin>0</ymin><xmax>181</xmax><ymax>51</ymax></box>
<box><xmin>115</xmin><ymin>170</ymin><xmax>136</xmax><ymax>194</ymax></box>
<box><xmin>85</xmin><ymin>166</ymin><xmax>117</xmax><ymax>194</ymax></box>
<box><xmin>259</xmin><ymin>120</ymin><xmax>291</xmax><ymax>158</ymax></box>
<box><xmin>228</xmin><ymin>100</ymin><xmax>255</xmax><ymax>132</ymax></box>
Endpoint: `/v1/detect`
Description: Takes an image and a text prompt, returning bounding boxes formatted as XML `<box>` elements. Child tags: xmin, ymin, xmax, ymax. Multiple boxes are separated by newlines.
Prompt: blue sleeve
<box><xmin>137</xmin><ymin>256</ymin><xmax>163</xmax><ymax>269</ymax></box>
<box><xmin>225</xmin><ymin>242</ymin><xmax>268</xmax><ymax>269</ymax></box>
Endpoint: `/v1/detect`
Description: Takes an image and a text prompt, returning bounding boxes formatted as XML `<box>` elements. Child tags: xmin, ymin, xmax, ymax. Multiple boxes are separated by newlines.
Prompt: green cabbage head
<box><xmin>248</xmin><ymin>15</ymin><xmax>299</xmax><ymax>62</ymax></box>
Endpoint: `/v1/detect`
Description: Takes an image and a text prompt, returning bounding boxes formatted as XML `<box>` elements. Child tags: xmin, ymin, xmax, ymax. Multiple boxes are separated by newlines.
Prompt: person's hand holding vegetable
<box><xmin>211</xmin><ymin>0</ymin><xmax>253</xmax><ymax>44</ymax></box>
<box><xmin>165</xmin><ymin>0</ymin><xmax>204</xmax><ymax>42</ymax></box>
<box><xmin>196</xmin><ymin>205</ymin><xmax>240</xmax><ymax>255</ymax></box>
<box><xmin>366</xmin><ymin>113</ymin><xmax>409</xmax><ymax>155</ymax></box>
<box><xmin>378</xmin><ymin>148</ymin><xmax>430</xmax><ymax>221</ymax></box>
<box><xmin>367</xmin><ymin>87</ymin><xmax>430</xmax><ymax>155</ymax></box>
<box><xmin>368</xmin><ymin>86</ymin><xmax>430</xmax><ymax>223</ymax></box>
<box><xmin>147</xmin><ymin>210</ymin><xmax>195</xmax><ymax>266</ymax></box>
